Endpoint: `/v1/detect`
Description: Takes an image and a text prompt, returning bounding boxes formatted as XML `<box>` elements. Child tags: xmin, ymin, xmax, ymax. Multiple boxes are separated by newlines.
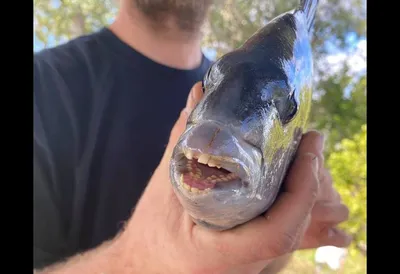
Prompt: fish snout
<box><xmin>183</xmin><ymin>122</ymin><xmax>237</xmax><ymax>154</ymax></box>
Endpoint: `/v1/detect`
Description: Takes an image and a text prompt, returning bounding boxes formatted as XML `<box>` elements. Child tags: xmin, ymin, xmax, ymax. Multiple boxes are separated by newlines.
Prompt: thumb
<box><xmin>165</xmin><ymin>82</ymin><xmax>204</xmax><ymax>159</ymax></box>
<box><xmin>144</xmin><ymin>81</ymin><xmax>204</xmax><ymax>192</ymax></box>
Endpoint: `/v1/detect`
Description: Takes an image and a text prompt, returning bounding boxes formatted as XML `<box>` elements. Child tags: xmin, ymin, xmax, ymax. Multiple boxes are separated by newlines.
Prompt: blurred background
<box><xmin>34</xmin><ymin>0</ymin><xmax>366</xmax><ymax>273</ymax></box>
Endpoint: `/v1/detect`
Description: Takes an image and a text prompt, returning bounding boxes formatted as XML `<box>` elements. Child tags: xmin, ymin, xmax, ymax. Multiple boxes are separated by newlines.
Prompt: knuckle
<box><xmin>313</xmin><ymin>202</ymin><xmax>350</xmax><ymax>223</ymax></box>
<box><xmin>312</xmin><ymin>183</ymin><xmax>319</xmax><ymax>199</ymax></box>
<box><xmin>315</xmin><ymin>202</ymin><xmax>336</xmax><ymax>218</ymax></box>
<box><xmin>334</xmin><ymin>191</ymin><xmax>342</xmax><ymax>202</ymax></box>
<box><xmin>319</xmin><ymin>168</ymin><xmax>332</xmax><ymax>185</ymax></box>
<box><xmin>310</xmin><ymin>180</ymin><xmax>319</xmax><ymax>202</ymax></box>
<box><xmin>341</xmin><ymin>204</ymin><xmax>350</xmax><ymax>220</ymax></box>
<box><xmin>268</xmin><ymin>230</ymin><xmax>297</xmax><ymax>257</ymax></box>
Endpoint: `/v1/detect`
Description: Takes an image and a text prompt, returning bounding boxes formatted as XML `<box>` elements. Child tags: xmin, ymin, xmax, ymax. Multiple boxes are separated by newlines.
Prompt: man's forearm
<box><xmin>35</xmin><ymin>233</ymin><xmax>140</xmax><ymax>274</ymax></box>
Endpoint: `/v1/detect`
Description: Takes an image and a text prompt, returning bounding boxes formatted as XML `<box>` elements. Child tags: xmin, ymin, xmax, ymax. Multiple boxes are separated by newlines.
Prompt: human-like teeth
<box><xmin>207</xmin><ymin>159</ymin><xmax>217</xmax><ymax>167</ymax></box>
<box><xmin>206</xmin><ymin>173</ymin><xmax>237</xmax><ymax>183</ymax></box>
<box><xmin>183</xmin><ymin>182</ymin><xmax>191</xmax><ymax>190</ymax></box>
<box><xmin>198</xmin><ymin>154</ymin><xmax>210</xmax><ymax>164</ymax></box>
<box><xmin>185</xmin><ymin>150</ymin><xmax>193</xmax><ymax>160</ymax></box>
<box><xmin>191</xmin><ymin>153</ymin><xmax>226</xmax><ymax>170</ymax></box>
<box><xmin>179</xmin><ymin>177</ymin><xmax>209</xmax><ymax>194</ymax></box>
<box><xmin>191</xmin><ymin>187</ymin><xmax>200</xmax><ymax>193</ymax></box>
<box><xmin>186</xmin><ymin>160</ymin><xmax>192</xmax><ymax>171</ymax></box>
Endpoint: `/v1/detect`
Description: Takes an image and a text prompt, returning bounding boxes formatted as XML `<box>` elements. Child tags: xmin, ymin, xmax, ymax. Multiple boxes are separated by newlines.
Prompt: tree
<box><xmin>310</xmin><ymin>69</ymin><xmax>366</xmax><ymax>154</ymax></box>
<box><xmin>327</xmin><ymin>124</ymin><xmax>366</xmax><ymax>256</ymax></box>
<box><xmin>202</xmin><ymin>0</ymin><xmax>366</xmax><ymax>60</ymax></box>
<box><xmin>34</xmin><ymin>0</ymin><xmax>117</xmax><ymax>48</ymax></box>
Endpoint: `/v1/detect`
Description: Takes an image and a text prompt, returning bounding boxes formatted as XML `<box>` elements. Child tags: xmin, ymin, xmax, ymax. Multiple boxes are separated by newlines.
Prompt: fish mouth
<box><xmin>174</xmin><ymin>149</ymin><xmax>250</xmax><ymax>194</ymax></box>
<box><xmin>170</xmin><ymin>122</ymin><xmax>260</xmax><ymax>196</ymax></box>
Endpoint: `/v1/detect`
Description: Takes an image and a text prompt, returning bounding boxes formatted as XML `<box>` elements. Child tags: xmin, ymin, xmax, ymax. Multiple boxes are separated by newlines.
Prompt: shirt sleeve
<box><xmin>34</xmin><ymin>131</ymin><xmax>69</xmax><ymax>268</ymax></box>
<box><xmin>33</xmin><ymin>51</ymin><xmax>76</xmax><ymax>269</ymax></box>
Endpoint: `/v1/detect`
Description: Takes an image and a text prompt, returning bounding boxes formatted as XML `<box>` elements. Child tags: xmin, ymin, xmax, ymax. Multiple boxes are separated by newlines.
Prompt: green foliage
<box><xmin>310</xmin><ymin>69</ymin><xmax>366</xmax><ymax>154</ymax></box>
<box><xmin>202</xmin><ymin>0</ymin><xmax>366</xmax><ymax>60</ymax></box>
<box><xmin>327</xmin><ymin>125</ymin><xmax>366</xmax><ymax>254</ymax></box>
<box><xmin>34</xmin><ymin>0</ymin><xmax>117</xmax><ymax>47</ymax></box>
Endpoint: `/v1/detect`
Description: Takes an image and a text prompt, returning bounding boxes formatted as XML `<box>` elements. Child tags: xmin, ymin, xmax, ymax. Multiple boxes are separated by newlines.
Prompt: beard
<box><xmin>133</xmin><ymin>0</ymin><xmax>213</xmax><ymax>32</ymax></box>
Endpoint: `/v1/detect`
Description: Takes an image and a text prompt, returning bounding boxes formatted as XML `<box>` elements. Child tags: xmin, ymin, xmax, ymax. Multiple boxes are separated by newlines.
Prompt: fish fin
<box><xmin>298</xmin><ymin>0</ymin><xmax>319</xmax><ymax>34</ymax></box>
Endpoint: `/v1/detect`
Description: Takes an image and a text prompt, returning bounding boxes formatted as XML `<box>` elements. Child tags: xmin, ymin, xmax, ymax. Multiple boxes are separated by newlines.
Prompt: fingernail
<box><xmin>328</xmin><ymin>228</ymin><xmax>353</xmax><ymax>244</ymax></box>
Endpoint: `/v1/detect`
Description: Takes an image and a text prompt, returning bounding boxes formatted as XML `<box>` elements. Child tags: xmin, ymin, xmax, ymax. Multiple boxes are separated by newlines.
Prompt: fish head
<box><xmin>170</xmin><ymin>51</ymin><xmax>311</xmax><ymax>230</ymax></box>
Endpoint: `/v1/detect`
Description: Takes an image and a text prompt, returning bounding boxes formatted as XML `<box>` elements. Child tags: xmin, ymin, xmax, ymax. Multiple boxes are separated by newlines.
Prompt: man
<box><xmin>34</xmin><ymin>0</ymin><xmax>351</xmax><ymax>273</ymax></box>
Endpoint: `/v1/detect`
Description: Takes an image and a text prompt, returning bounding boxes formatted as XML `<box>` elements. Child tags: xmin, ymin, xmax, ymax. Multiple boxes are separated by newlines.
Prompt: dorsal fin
<box><xmin>298</xmin><ymin>0</ymin><xmax>319</xmax><ymax>34</ymax></box>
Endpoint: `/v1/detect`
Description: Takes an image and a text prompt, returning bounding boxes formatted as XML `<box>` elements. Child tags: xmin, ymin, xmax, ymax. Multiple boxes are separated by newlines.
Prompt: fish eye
<box><xmin>275</xmin><ymin>90</ymin><xmax>298</xmax><ymax>125</ymax></box>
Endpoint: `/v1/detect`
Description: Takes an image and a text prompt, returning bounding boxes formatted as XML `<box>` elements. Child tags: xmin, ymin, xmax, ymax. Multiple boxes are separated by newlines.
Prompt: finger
<box><xmin>297</xmin><ymin>131</ymin><xmax>325</xmax><ymax>154</ymax></box>
<box><xmin>333</xmin><ymin>190</ymin><xmax>342</xmax><ymax>202</ymax></box>
<box><xmin>163</xmin><ymin>82</ymin><xmax>204</xmax><ymax>161</ymax></box>
<box><xmin>297</xmin><ymin>131</ymin><xmax>325</xmax><ymax>174</ymax></box>
<box><xmin>185</xmin><ymin>81</ymin><xmax>204</xmax><ymax>113</ymax></box>
<box><xmin>260</xmin><ymin>153</ymin><xmax>320</xmax><ymax>254</ymax></box>
<box><xmin>318</xmin><ymin>168</ymin><xmax>336</xmax><ymax>201</ymax></box>
<box><xmin>319</xmin><ymin>168</ymin><xmax>332</xmax><ymax>186</ymax></box>
<box><xmin>318</xmin><ymin>168</ymin><xmax>343</xmax><ymax>202</ymax></box>
<box><xmin>168</xmin><ymin>82</ymin><xmax>204</xmax><ymax>149</ymax></box>
<box><xmin>300</xmin><ymin>226</ymin><xmax>352</xmax><ymax>249</ymax></box>
<box><xmin>311</xmin><ymin>202</ymin><xmax>349</xmax><ymax>224</ymax></box>
<box><xmin>201</xmin><ymin>153</ymin><xmax>320</xmax><ymax>264</ymax></box>
<box><xmin>294</xmin><ymin>213</ymin><xmax>312</xmax><ymax>249</ymax></box>
<box><xmin>151</xmin><ymin>82</ymin><xmax>203</xmax><ymax>187</ymax></box>
<box><xmin>316</xmin><ymin>227</ymin><xmax>352</xmax><ymax>248</ymax></box>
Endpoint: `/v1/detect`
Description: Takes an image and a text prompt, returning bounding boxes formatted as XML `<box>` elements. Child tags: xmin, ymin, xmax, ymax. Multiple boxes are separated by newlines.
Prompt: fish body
<box><xmin>170</xmin><ymin>0</ymin><xmax>319</xmax><ymax>230</ymax></box>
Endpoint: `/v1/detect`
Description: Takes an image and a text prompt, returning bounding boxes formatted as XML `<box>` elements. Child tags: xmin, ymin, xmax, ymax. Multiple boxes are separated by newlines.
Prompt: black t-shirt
<box><xmin>33</xmin><ymin>27</ymin><xmax>211</xmax><ymax>269</ymax></box>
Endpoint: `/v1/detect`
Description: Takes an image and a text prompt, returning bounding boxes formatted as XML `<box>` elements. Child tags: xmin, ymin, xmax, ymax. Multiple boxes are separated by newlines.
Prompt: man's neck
<box><xmin>109</xmin><ymin>5</ymin><xmax>204</xmax><ymax>70</ymax></box>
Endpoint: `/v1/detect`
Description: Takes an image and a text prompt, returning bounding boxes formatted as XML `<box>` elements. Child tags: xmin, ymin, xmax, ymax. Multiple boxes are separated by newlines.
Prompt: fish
<box><xmin>169</xmin><ymin>0</ymin><xmax>319</xmax><ymax>231</ymax></box>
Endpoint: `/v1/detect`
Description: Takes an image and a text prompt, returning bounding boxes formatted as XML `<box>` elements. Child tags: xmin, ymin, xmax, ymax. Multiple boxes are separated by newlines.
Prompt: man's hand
<box><xmin>38</xmin><ymin>82</ymin><xmax>350</xmax><ymax>274</ymax></box>
<box><xmin>119</xmin><ymin>82</ymin><xmax>348</xmax><ymax>274</ymax></box>
<box><xmin>297</xmin><ymin>132</ymin><xmax>351</xmax><ymax>250</ymax></box>
<box><xmin>258</xmin><ymin>133</ymin><xmax>351</xmax><ymax>274</ymax></box>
